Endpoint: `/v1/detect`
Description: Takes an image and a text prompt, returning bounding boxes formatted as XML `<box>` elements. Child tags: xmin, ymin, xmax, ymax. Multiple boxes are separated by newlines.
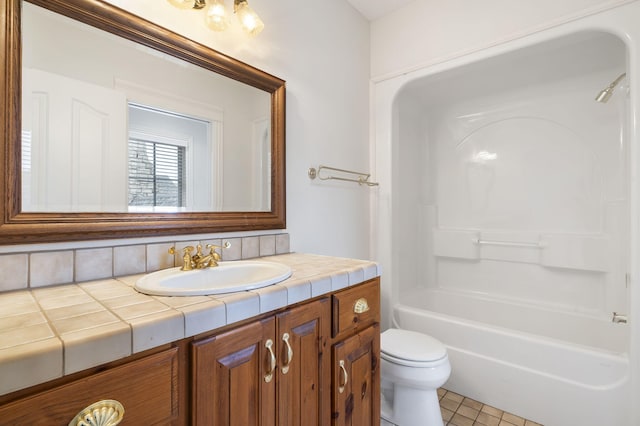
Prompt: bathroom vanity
<box><xmin>0</xmin><ymin>1</ymin><xmax>381</xmax><ymax>423</ymax></box>
<box><xmin>0</xmin><ymin>254</ymin><xmax>380</xmax><ymax>425</ymax></box>
<box><xmin>193</xmin><ymin>278</ymin><xmax>379</xmax><ymax>425</ymax></box>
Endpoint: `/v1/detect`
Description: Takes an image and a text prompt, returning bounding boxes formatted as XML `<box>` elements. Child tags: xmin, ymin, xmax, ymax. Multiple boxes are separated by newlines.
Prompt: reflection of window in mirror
<box><xmin>127</xmin><ymin>103</ymin><xmax>220</xmax><ymax>213</ymax></box>
<box><xmin>21</xmin><ymin>130</ymin><xmax>33</xmax><ymax>211</ymax></box>
<box><xmin>128</xmin><ymin>132</ymin><xmax>187</xmax><ymax>211</ymax></box>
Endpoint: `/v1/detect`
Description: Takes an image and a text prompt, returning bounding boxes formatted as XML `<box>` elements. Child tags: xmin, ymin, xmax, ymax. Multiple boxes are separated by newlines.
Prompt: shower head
<box><xmin>595</xmin><ymin>72</ymin><xmax>627</xmax><ymax>103</ymax></box>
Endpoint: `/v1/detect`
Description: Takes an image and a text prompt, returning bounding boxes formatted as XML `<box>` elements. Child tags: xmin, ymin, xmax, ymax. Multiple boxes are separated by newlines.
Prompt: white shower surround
<box><xmin>372</xmin><ymin>3</ymin><xmax>640</xmax><ymax>425</ymax></box>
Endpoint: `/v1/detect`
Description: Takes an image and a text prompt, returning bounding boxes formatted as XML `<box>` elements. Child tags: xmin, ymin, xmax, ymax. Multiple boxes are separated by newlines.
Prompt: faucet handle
<box><xmin>206</xmin><ymin>241</ymin><xmax>231</xmax><ymax>253</ymax></box>
<box><xmin>206</xmin><ymin>241</ymin><xmax>231</xmax><ymax>262</ymax></box>
<box><xmin>168</xmin><ymin>246</ymin><xmax>195</xmax><ymax>255</ymax></box>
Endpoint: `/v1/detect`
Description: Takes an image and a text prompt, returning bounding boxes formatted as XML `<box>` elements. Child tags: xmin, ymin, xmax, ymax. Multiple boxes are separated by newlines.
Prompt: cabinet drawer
<box><xmin>0</xmin><ymin>347</ymin><xmax>180</xmax><ymax>425</ymax></box>
<box><xmin>332</xmin><ymin>278</ymin><xmax>380</xmax><ymax>339</ymax></box>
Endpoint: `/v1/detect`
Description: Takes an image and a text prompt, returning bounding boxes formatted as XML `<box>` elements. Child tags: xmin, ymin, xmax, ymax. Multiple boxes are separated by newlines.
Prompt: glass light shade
<box><xmin>205</xmin><ymin>2</ymin><xmax>230</xmax><ymax>31</ymax></box>
<box><xmin>234</xmin><ymin>1</ymin><xmax>264</xmax><ymax>36</ymax></box>
<box><xmin>167</xmin><ymin>0</ymin><xmax>195</xmax><ymax>10</ymax></box>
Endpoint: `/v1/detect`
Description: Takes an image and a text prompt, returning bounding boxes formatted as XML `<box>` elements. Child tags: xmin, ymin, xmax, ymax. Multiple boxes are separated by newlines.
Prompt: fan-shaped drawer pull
<box><xmin>354</xmin><ymin>298</ymin><xmax>370</xmax><ymax>314</ymax></box>
<box><xmin>69</xmin><ymin>399</ymin><xmax>124</xmax><ymax>426</ymax></box>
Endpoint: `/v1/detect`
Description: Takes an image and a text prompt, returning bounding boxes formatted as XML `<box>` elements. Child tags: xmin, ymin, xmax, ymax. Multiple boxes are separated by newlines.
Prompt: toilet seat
<box><xmin>381</xmin><ymin>351</ymin><xmax>448</xmax><ymax>368</ymax></box>
<box><xmin>381</xmin><ymin>329</ymin><xmax>448</xmax><ymax>368</ymax></box>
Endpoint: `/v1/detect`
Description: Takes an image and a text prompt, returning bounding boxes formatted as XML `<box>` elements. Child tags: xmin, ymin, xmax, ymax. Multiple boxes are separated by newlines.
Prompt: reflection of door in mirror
<box><xmin>22</xmin><ymin>68</ymin><xmax>127</xmax><ymax>212</ymax></box>
<box><xmin>252</xmin><ymin>118</ymin><xmax>271</xmax><ymax>210</ymax></box>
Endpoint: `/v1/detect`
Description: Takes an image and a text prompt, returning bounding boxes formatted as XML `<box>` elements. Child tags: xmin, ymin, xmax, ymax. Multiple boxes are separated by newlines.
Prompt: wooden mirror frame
<box><xmin>0</xmin><ymin>0</ymin><xmax>286</xmax><ymax>244</ymax></box>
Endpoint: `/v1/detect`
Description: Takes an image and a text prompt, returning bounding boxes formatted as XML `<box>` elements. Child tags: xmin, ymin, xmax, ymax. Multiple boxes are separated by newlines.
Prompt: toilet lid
<box><xmin>381</xmin><ymin>329</ymin><xmax>447</xmax><ymax>363</ymax></box>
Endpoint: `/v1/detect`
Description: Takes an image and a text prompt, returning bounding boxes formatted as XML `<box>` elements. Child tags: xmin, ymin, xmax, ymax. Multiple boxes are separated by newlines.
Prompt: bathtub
<box><xmin>394</xmin><ymin>290</ymin><xmax>630</xmax><ymax>426</ymax></box>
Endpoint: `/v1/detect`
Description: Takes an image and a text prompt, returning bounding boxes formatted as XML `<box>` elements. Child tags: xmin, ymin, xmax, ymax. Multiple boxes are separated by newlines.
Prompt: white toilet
<box><xmin>380</xmin><ymin>328</ymin><xmax>451</xmax><ymax>426</ymax></box>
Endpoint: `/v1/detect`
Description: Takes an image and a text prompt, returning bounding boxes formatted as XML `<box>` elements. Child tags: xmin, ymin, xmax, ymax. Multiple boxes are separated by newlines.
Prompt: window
<box><xmin>127</xmin><ymin>102</ymin><xmax>218</xmax><ymax>212</ymax></box>
<box><xmin>128</xmin><ymin>137</ymin><xmax>185</xmax><ymax>208</ymax></box>
<box><xmin>21</xmin><ymin>130</ymin><xmax>32</xmax><ymax>209</ymax></box>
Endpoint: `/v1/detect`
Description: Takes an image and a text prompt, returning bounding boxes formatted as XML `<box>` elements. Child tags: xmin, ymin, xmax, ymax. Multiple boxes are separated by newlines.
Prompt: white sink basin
<box><xmin>134</xmin><ymin>261</ymin><xmax>292</xmax><ymax>296</ymax></box>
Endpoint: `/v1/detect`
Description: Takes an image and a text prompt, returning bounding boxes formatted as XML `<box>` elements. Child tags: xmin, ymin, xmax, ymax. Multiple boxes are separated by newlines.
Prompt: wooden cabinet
<box><xmin>191</xmin><ymin>298</ymin><xmax>331</xmax><ymax>426</ymax></box>
<box><xmin>330</xmin><ymin>279</ymin><xmax>381</xmax><ymax>426</ymax></box>
<box><xmin>0</xmin><ymin>277</ymin><xmax>380</xmax><ymax>426</ymax></box>
<box><xmin>0</xmin><ymin>347</ymin><xmax>181</xmax><ymax>425</ymax></box>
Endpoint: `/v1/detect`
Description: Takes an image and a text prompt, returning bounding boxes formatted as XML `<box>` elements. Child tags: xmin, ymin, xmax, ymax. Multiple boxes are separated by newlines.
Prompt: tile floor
<box><xmin>439</xmin><ymin>388</ymin><xmax>543</xmax><ymax>426</ymax></box>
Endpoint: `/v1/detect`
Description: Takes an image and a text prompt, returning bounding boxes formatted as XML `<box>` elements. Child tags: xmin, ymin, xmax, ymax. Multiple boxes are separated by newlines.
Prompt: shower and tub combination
<box><xmin>373</xmin><ymin>4</ymin><xmax>640</xmax><ymax>426</ymax></box>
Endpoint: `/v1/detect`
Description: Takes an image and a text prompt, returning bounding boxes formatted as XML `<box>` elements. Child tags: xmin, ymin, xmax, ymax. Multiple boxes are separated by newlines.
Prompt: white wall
<box><xmin>370</xmin><ymin>0</ymin><xmax>635</xmax><ymax>80</ymax></box>
<box><xmin>42</xmin><ymin>0</ymin><xmax>372</xmax><ymax>258</ymax></box>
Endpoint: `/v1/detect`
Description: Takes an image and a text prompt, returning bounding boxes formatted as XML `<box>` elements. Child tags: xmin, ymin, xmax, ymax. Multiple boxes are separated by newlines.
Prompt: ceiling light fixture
<box><xmin>167</xmin><ymin>0</ymin><xmax>264</xmax><ymax>36</ymax></box>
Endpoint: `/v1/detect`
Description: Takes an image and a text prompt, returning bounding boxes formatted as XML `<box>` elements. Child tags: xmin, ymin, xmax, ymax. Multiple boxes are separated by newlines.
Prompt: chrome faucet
<box><xmin>169</xmin><ymin>241</ymin><xmax>231</xmax><ymax>271</ymax></box>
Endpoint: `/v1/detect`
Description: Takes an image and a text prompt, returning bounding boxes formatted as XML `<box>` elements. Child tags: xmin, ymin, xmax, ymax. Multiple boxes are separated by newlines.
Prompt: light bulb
<box><xmin>234</xmin><ymin>1</ymin><xmax>264</xmax><ymax>36</ymax></box>
<box><xmin>167</xmin><ymin>0</ymin><xmax>195</xmax><ymax>10</ymax></box>
<box><xmin>205</xmin><ymin>1</ymin><xmax>230</xmax><ymax>31</ymax></box>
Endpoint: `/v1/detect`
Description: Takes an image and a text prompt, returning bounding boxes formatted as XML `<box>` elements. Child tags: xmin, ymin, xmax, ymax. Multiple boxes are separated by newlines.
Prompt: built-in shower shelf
<box><xmin>432</xmin><ymin>228</ymin><xmax>610</xmax><ymax>272</ymax></box>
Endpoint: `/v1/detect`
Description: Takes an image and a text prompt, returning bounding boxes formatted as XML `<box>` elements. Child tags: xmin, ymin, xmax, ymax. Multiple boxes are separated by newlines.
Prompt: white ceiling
<box><xmin>346</xmin><ymin>0</ymin><xmax>414</xmax><ymax>21</ymax></box>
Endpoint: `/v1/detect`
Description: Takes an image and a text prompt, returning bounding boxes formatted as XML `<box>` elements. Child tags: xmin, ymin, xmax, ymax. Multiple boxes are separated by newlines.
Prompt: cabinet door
<box><xmin>276</xmin><ymin>298</ymin><xmax>331</xmax><ymax>426</ymax></box>
<box><xmin>332</xmin><ymin>324</ymin><xmax>380</xmax><ymax>426</ymax></box>
<box><xmin>192</xmin><ymin>317</ymin><xmax>276</xmax><ymax>426</ymax></box>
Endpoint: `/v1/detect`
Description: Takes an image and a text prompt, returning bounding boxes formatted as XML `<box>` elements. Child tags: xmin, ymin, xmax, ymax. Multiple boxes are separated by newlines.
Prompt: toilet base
<box><xmin>381</xmin><ymin>384</ymin><xmax>444</xmax><ymax>426</ymax></box>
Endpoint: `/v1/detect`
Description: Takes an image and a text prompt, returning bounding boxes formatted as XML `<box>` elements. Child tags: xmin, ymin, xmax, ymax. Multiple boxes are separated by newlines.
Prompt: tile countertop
<box><xmin>0</xmin><ymin>253</ymin><xmax>379</xmax><ymax>396</ymax></box>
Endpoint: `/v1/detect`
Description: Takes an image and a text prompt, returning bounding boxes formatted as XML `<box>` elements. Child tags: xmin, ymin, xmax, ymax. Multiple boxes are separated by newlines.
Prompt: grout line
<box><xmin>439</xmin><ymin>388</ymin><xmax>544</xmax><ymax>426</ymax></box>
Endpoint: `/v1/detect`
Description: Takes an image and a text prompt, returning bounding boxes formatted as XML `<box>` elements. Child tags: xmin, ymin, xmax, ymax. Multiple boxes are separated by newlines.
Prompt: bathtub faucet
<box><xmin>612</xmin><ymin>312</ymin><xmax>628</xmax><ymax>324</ymax></box>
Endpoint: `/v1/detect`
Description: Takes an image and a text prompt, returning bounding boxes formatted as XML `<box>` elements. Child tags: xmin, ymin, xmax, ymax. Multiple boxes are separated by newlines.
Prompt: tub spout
<box><xmin>612</xmin><ymin>312</ymin><xmax>628</xmax><ymax>324</ymax></box>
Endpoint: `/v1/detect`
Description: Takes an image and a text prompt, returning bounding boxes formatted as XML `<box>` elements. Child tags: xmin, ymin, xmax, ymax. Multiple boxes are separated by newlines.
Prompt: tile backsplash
<box><xmin>0</xmin><ymin>233</ymin><xmax>290</xmax><ymax>293</ymax></box>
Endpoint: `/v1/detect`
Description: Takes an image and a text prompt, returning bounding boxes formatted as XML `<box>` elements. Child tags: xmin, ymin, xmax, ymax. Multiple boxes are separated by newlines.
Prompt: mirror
<box><xmin>0</xmin><ymin>0</ymin><xmax>286</xmax><ymax>244</ymax></box>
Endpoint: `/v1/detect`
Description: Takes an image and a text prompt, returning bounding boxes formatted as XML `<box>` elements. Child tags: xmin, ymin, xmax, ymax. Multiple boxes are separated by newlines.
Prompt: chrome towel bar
<box><xmin>472</xmin><ymin>238</ymin><xmax>546</xmax><ymax>248</ymax></box>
